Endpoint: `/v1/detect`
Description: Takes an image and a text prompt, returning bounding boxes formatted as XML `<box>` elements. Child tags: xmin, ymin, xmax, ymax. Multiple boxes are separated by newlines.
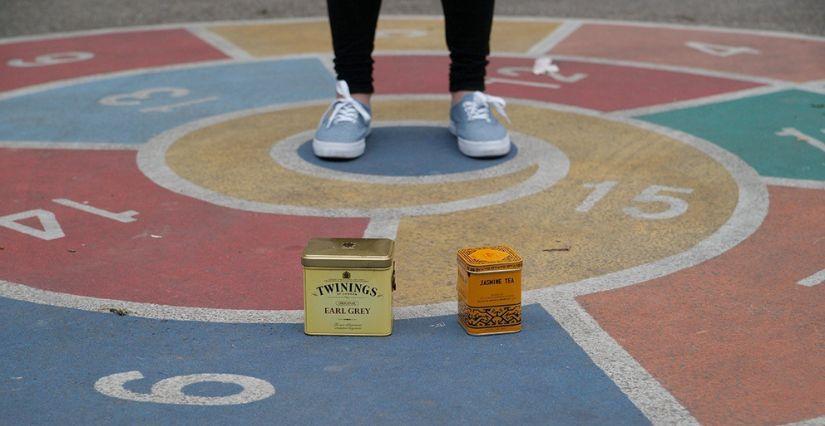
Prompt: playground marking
<box><xmin>187</xmin><ymin>26</ymin><xmax>253</xmax><ymax>60</ymax></box>
<box><xmin>540</xmin><ymin>296</ymin><xmax>699</xmax><ymax>424</ymax></box>
<box><xmin>685</xmin><ymin>40</ymin><xmax>760</xmax><ymax>57</ymax></box>
<box><xmin>776</xmin><ymin>127</ymin><xmax>825</xmax><ymax>153</ymax></box>
<box><xmin>526</xmin><ymin>19</ymin><xmax>582</xmax><ymax>55</ymax></box>
<box><xmin>762</xmin><ymin>177</ymin><xmax>825</xmax><ymax>190</ymax></box>
<box><xmin>94</xmin><ymin>371</ymin><xmax>275</xmax><ymax>405</ymax></box>
<box><xmin>1</xmin><ymin>19</ymin><xmax>820</xmax><ymax>423</ymax></box>
<box><xmin>609</xmin><ymin>85</ymin><xmax>783</xmax><ymax>118</ymax></box>
<box><xmin>7</xmin><ymin>51</ymin><xmax>95</xmax><ymax>67</ymax></box>
<box><xmin>138</xmin><ymin>97</ymin><xmax>569</xmax><ymax>219</ymax></box>
<box><xmin>0</xmin><ymin>141</ymin><xmax>138</xmax><ymax>150</ymax></box>
<box><xmin>784</xmin><ymin>415</ymin><xmax>825</xmax><ymax>426</ymax></box>
<box><xmin>797</xmin><ymin>269</ymin><xmax>825</xmax><ymax>287</ymax></box>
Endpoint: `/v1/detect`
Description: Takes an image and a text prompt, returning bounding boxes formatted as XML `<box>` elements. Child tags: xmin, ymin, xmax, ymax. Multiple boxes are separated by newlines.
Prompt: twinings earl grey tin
<box><xmin>302</xmin><ymin>238</ymin><xmax>395</xmax><ymax>336</ymax></box>
<box><xmin>457</xmin><ymin>245</ymin><xmax>523</xmax><ymax>335</ymax></box>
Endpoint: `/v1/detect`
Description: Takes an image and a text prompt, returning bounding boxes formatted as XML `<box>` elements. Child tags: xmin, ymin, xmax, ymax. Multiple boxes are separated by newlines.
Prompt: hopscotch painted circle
<box><xmin>0</xmin><ymin>17</ymin><xmax>822</xmax><ymax>323</ymax></box>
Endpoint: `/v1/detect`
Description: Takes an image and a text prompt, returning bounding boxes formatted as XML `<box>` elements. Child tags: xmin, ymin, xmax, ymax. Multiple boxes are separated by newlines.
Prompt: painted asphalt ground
<box><xmin>0</xmin><ymin>16</ymin><xmax>823</xmax><ymax>425</ymax></box>
<box><xmin>2</xmin><ymin>0</ymin><xmax>824</xmax><ymax>38</ymax></box>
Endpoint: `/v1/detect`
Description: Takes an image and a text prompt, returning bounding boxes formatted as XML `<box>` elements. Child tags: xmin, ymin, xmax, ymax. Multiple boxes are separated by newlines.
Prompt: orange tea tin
<box><xmin>456</xmin><ymin>245</ymin><xmax>523</xmax><ymax>335</ymax></box>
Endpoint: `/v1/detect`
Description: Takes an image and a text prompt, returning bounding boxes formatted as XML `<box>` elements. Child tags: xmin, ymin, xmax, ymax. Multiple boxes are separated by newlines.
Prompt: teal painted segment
<box><xmin>639</xmin><ymin>89</ymin><xmax>825</xmax><ymax>181</ymax></box>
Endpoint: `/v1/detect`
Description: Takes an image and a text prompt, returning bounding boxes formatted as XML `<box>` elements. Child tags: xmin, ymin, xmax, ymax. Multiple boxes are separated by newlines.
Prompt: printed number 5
<box><xmin>623</xmin><ymin>185</ymin><xmax>694</xmax><ymax>220</ymax></box>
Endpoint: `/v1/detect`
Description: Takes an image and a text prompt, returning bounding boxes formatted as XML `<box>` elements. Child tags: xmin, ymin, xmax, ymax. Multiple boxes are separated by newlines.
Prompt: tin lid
<box><xmin>457</xmin><ymin>245</ymin><xmax>523</xmax><ymax>273</ymax></box>
<box><xmin>302</xmin><ymin>238</ymin><xmax>395</xmax><ymax>268</ymax></box>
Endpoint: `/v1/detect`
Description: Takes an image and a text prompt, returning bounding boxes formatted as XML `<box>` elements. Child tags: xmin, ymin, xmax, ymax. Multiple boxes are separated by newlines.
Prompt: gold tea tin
<box><xmin>302</xmin><ymin>238</ymin><xmax>395</xmax><ymax>336</ymax></box>
<box><xmin>457</xmin><ymin>245</ymin><xmax>523</xmax><ymax>335</ymax></box>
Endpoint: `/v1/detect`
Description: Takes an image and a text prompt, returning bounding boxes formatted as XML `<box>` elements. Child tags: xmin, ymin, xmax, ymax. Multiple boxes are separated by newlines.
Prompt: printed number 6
<box><xmin>95</xmin><ymin>371</ymin><xmax>275</xmax><ymax>406</ymax></box>
<box><xmin>623</xmin><ymin>185</ymin><xmax>694</xmax><ymax>220</ymax></box>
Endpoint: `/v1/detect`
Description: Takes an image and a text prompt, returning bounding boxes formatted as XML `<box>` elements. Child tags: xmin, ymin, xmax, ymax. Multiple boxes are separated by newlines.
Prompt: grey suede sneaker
<box><xmin>313</xmin><ymin>80</ymin><xmax>372</xmax><ymax>159</ymax></box>
<box><xmin>449</xmin><ymin>91</ymin><xmax>511</xmax><ymax>158</ymax></box>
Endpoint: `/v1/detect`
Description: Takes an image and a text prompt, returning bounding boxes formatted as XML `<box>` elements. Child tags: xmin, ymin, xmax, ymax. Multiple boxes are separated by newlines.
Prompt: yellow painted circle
<box><xmin>166</xmin><ymin>99</ymin><xmax>739</xmax><ymax>306</ymax></box>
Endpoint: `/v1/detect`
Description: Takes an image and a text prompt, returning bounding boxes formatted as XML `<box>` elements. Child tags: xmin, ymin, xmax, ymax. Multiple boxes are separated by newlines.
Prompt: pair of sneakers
<box><xmin>313</xmin><ymin>80</ymin><xmax>511</xmax><ymax>159</ymax></box>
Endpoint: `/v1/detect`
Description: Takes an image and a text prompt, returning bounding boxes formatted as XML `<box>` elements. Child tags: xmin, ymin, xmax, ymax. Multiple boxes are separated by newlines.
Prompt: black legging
<box><xmin>326</xmin><ymin>0</ymin><xmax>495</xmax><ymax>94</ymax></box>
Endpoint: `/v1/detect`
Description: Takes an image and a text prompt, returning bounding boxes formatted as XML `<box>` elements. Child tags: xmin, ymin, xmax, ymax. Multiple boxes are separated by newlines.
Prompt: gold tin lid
<box><xmin>457</xmin><ymin>245</ymin><xmax>523</xmax><ymax>273</ymax></box>
<box><xmin>302</xmin><ymin>238</ymin><xmax>395</xmax><ymax>268</ymax></box>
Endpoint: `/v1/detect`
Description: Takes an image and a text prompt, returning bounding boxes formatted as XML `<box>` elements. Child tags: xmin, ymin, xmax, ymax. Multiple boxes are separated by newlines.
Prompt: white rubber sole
<box><xmin>312</xmin><ymin>138</ymin><xmax>366</xmax><ymax>159</ymax></box>
<box><xmin>448</xmin><ymin>122</ymin><xmax>512</xmax><ymax>158</ymax></box>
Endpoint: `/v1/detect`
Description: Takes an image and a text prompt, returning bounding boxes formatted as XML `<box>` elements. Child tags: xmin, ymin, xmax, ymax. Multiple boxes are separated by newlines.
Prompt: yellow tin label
<box><xmin>303</xmin><ymin>267</ymin><xmax>393</xmax><ymax>336</ymax></box>
<box><xmin>457</xmin><ymin>245</ymin><xmax>523</xmax><ymax>335</ymax></box>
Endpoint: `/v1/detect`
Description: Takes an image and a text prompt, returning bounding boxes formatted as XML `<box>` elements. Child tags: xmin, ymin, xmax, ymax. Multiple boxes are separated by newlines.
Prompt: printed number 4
<box><xmin>577</xmin><ymin>182</ymin><xmax>693</xmax><ymax>220</ymax></box>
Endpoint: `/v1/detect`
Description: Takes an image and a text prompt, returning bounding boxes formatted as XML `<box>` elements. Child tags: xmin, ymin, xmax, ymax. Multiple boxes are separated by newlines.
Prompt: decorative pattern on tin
<box><xmin>458</xmin><ymin>301</ymin><xmax>522</xmax><ymax>329</ymax></box>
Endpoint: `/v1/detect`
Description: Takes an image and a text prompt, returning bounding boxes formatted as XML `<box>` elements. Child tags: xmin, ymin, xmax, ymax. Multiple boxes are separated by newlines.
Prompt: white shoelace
<box><xmin>462</xmin><ymin>91</ymin><xmax>510</xmax><ymax>123</ymax></box>
<box><xmin>325</xmin><ymin>80</ymin><xmax>371</xmax><ymax>128</ymax></box>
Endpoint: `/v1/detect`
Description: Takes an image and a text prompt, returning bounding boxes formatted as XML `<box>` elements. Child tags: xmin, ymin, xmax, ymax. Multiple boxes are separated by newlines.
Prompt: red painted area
<box><xmin>551</xmin><ymin>23</ymin><xmax>825</xmax><ymax>83</ymax></box>
<box><xmin>0</xmin><ymin>148</ymin><xmax>368</xmax><ymax>310</ymax></box>
<box><xmin>374</xmin><ymin>55</ymin><xmax>761</xmax><ymax>111</ymax></box>
<box><xmin>0</xmin><ymin>30</ymin><xmax>227</xmax><ymax>92</ymax></box>
<box><xmin>579</xmin><ymin>186</ymin><xmax>825</xmax><ymax>424</ymax></box>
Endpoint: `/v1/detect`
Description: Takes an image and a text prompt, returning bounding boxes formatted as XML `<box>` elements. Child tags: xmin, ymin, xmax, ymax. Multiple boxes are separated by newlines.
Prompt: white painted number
<box><xmin>487</xmin><ymin>66</ymin><xmax>587</xmax><ymax>89</ymax></box>
<box><xmin>0</xmin><ymin>199</ymin><xmax>138</xmax><ymax>240</ymax></box>
<box><xmin>576</xmin><ymin>181</ymin><xmax>618</xmax><ymax>212</ymax></box>
<box><xmin>52</xmin><ymin>198</ymin><xmax>139</xmax><ymax>223</ymax></box>
<box><xmin>0</xmin><ymin>209</ymin><xmax>65</xmax><ymax>240</ymax></box>
<box><xmin>94</xmin><ymin>371</ymin><xmax>275</xmax><ymax>405</ymax></box>
<box><xmin>775</xmin><ymin>127</ymin><xmax>825</xmax><ymax>153</ymax></box>
<box><xmin>685</xmin><ymin>41</ymin><xmax>760</xmax><ymax>57</ymax></box>
<box><xmin>623</xmin><ymin>185</ymin><xmax>694</xmax><ymax>220</ymax></box>
<box><xmin>7</xmin><ymin>51</ymin><xmax>94</xmax><ymax>67</ymax></box>
<box><xmin>576</xmin><ymin>182</ymin><xmax>693</xmax><ymax>220</ymax></box>
<box><xmin>99</xmin><ymin>87</ymin><xmax>218</xmax><ymax>113</ymax></box>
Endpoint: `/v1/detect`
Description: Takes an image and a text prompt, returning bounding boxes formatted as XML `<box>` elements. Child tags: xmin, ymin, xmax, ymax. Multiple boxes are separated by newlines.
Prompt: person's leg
<box><xmin>327</xmin><ymin>0</ymin><xmax>382</xmax><ymax>106</ymax></box>
<box><xmin>312</xmin><ymin>0</ymin><xmax>381</xmax><ymax>159</ymax></box>
<box><xmin>443</xmin><ymin>0</ymin><xmax>510</xmax><ymax>158</ymax></box>
<box><xmin>441</xmin><ymin>0</ymin><xmax>495</xmax><ymax>105</ymax></box>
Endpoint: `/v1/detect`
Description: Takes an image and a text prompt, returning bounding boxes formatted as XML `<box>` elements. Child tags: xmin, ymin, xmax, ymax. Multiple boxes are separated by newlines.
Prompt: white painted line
<box><xmin>782</xmin><ymin>415</ymin><xmax>825</xmax><ymax>426</ymax></box>
<box><xmin>0</xmin><ymin>279</ymin><xmax>305</xmax><ymax>323</ymax></box>
<box><xmin>541</xmin><ymin>297</ymin><xmax>699</xmax><ymax>425</ymax></box>
<box><xmin>0</xmin><ymin>140</ymin><xmax>139</xmax><ymax>150</ymax></box>
<box><xmin>526</xmin><ymin>20</ymin><xmax>583</xmax><ymax>55</ymax></box>
<box><xmin>776</xmin><ymin>127</ymin><xmax>825</xmax><ymax>153</ymax></box>
<box><xmin>800</xmin><ymin>79</ymin><xmax>825</xmax><ymax>95</ymax></box>
<box><xmin>52</xmin><ymin>198</ymin><xmax>139</xmax><ymax>223</ymax></box>
<box><xmin>547</xmin><ymin>54</ymin><xmax>790</xmax><ymax>86</ymax></box>
<box><xmin>761</xmin><ymin>177</ymin><xmax>825</xmax><ymax>190</ymax></box>
<box><xmin>186</xmin><ymin>26</ymin><xmax>254</xmax><ymax>60</ymax></box>
<box><xmin>609</xmin><ymin>85</ymin><xmax>787</xmax><ymax>118</ymax></box>
<box><xmin>797</xmin><ymin>269</ymin><xmax>825</xmax><ymax>287</ymax></box>
<box><xmin>363</xmin><ymin>216</ymin><xmax>401</xmax><ymax>239</ymax></box>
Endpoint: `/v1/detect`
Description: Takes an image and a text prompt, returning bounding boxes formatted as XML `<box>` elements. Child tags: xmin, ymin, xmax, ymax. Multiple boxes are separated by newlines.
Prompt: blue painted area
<box><xmin>0</xmin><ymin>59</ymin><xmax>334</xmax><ymax>144</ymax></box>
<box><xmin>0</xmin><ymin>299</ymin><xmax>648</xmax><ymax>425</ymax></box>
<box><xmin>639</xmin><ymin>89</ymin><xmax>825</xmax><ymax>181</ymax></box>
<box><xmin>298</xmin><ymin>126</ymin><xmax>518</xmax><ymax>176</ymax></box>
